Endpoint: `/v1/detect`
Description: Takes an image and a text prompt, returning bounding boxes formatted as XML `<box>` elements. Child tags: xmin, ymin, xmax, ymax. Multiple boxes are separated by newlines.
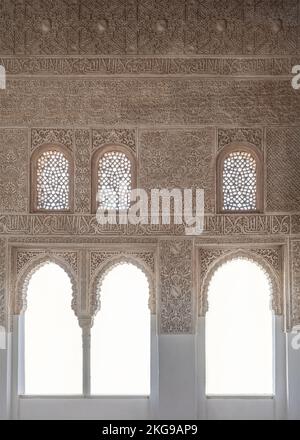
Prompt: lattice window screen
<box><xmin>222</xmin><ymin>151</ymin><xmax>257</xmax><ymax>211</ymax></box>
<box><xmin>36</xmin><ymin>150</ymin><xmax>70</xmax><ymax>210</ymax></box>
<box><xmin>97</xmin><ymin>151</ymin><xmax>131</xmax><ymax>210</ymax></box>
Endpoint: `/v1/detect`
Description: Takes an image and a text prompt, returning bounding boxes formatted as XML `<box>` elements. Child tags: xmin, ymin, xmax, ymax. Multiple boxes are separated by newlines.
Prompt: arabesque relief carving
<box><xmin>0</xmin><ymin>1</ymin><xmax>300</xmax><ymax>335</ymax></box>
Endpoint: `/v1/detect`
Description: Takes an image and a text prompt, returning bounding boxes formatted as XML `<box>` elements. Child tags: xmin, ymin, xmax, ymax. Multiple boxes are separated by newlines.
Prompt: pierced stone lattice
<box><xmin>98</xmin><ymin>151</ymin><xmax>131</xmax><ymax>210</ymax></box>
<box><xmin>223</xmin><ymin>151</ymin><xmax>257</xmax><ymax>211</ymax></box>
<box><xmin>37</xmin><ymin>150</ymin><xmax>70</xmax><ymax>210</ymax></box>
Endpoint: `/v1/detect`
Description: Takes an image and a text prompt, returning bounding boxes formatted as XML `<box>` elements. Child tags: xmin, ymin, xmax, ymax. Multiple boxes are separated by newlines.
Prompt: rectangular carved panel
<box><xmin>159</xmin><ymin>240</ymin><xmax>193</xmax><ymax>334</ymax></box>
<box><xmin>0</xmin><ymin>239</ymin><xmax>6</xmax><ymax>329</ymax></box>
<box><xmin>139</xmin><ymin>129</ymin><xmax>215</xmax><ymax>213</ymax></box>
<box><xmin>74</xmin><ymin>130</ymin><xmax>91</xmax><ymax>213</ymax></box>
<box><xmin>266</xmin><ymin>128</ymin><xmax>300</xmax><ymax>212</ymax></box>
<box><xmin>291</xmin><ymin>241</ymin><xmax>300</xmax><ymax>329</ymax></box>
<box><xmin>0</xmin><ymin>129</ymin><xmax>28</xmax><ymax>213</ymax></box>
<box><xmin>1</xmin><ymin>79</ymin><xmax>300</xmax><ymax>127</ymax></box>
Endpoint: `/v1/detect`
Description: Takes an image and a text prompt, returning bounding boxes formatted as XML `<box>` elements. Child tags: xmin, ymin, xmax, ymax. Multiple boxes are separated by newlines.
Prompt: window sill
<box><xmin>19</xmin><ymin>394</ymin><xmax>150</xmax><ymax>400</ymax></box>
<box><xmin>206</xmin><ymin>394</ymin><xmax>274</xmax><ymax>399</ymax></box>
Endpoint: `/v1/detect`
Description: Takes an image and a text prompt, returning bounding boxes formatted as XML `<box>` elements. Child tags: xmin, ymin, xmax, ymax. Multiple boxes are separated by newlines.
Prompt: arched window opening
<box><xmin>92</xmin><ymin>146</ymin><xmax>136</xmax><ymax>213</ymax></box>
<box><xmin>205</xmin><ymin>259</ymin><xmax>273</xmax><ymax>396</ymax></box>
<box><xmin>31</xmin><ymin>145</ymin><xmax>73</xmax><ymax>212</ymax></box>
<box><xmin>217</xmin><ymin>145</ymin><xmax>263</xmax><ymax>213</ymax></box>
<box><xmin>91</xmin><ymin>263</ymin><xmax>150</xmax><ymax>395</ymax></box>
<box><xmin>24</xmin><ymin>263</ymin><xmax>82</xmax><ymax>395</ymax></box>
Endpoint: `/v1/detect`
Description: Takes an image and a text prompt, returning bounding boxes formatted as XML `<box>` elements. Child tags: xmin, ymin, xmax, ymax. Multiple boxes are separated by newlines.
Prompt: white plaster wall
<box><xmin>18</xmin><ymin>397</ymin><xmax>149</xmax><ymax>420</ymax></box>
<box><xmin>1</xmin><ymin>316</ymin><xmax>299</xmax><ymax>420</ymax></box>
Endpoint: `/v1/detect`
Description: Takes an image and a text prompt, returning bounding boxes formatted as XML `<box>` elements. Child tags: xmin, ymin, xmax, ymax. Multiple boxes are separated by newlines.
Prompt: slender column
<box><xmin>79</xmin><ymin>318</ymin><xmax>92</xmax><ymax>396</ymax></box>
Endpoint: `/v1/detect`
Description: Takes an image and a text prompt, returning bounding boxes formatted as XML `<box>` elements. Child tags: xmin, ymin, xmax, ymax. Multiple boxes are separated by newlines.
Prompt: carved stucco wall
<box><xmin>0</xmin><ymin>0</ymin><xmax>299</xmax><ymax>334</ymax></box>
<box><xmin>0</xmin><ymin>0</ymin><xmax>299</xmax><ymax>56</ymax></box>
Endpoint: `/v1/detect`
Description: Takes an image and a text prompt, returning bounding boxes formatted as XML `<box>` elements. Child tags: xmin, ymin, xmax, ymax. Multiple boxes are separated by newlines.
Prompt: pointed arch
<box><xmin>14</xmin><ymin>254</ymin><xmax>78</xmax><ymax>316</ymax></box>
<box><xmin>199</xmin><ymin>249</ymin><xmax>281</xmax><ymax>317</ymax></box>
<box><xmin>90</xmin><ymin>254</ymin><xmax>155</xmax><ymax>318</ymax></box>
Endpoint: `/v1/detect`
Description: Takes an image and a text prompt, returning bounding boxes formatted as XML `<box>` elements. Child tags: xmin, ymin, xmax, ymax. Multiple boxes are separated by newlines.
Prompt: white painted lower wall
<box><xmin>18</xmin><ymin>397</ymin><xmax>150</xmax><ymax>420</ymax></box>
<box><xmin>1</xmin><ymin>316</ymin><xmax>300</xmax><ymax>420</ymax></box>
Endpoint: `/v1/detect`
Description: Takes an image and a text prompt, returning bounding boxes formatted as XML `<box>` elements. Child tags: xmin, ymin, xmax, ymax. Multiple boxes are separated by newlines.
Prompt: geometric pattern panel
<box><xmin>139</xmin><ymin>129</ymin><xmax>215</xmax><ymax>213</ymax></box>
<box><xmin>0</xmin><ymin>0</ymin><xmax>299</xmax><ymax>56</ymax></box>
<box><xmin>0</xmin><ymin>129</ymin><xmax>28</xmax><ymax>213</ymax></box>
<box><xmin>266</xmin><ymin>128</ymin><xmax>300</xmax><ymax>212</ymax></box>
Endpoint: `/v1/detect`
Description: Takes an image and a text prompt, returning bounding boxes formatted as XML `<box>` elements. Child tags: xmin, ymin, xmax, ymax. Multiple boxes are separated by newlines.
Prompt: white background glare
<box><xmin>205</xmin><ymin>259</ymin><xmax>273</xmax><ymax>396</ymax></box>
<box><xmin>91</xmin><ymin>263</ymin><xmax>150</xmax><ymax>395</ymax></box>
<box><xmin>25</xmin><ymin>263</ymin><xmax>82</xmax><ymax>395</ymax></box>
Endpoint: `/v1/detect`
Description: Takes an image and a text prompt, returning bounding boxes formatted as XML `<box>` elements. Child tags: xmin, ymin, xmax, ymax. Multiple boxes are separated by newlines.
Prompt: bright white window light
<box><xmin>205</xmin><ymin>259</ymin><xmax>273</xmax><ymax>396</ymax></box>
<box><xmin>91</xmin><ymin>263</ymin><xmax>150</xmax><ymax>395</ymax></box>
<box><xmin>24</xmin><ymin>263</ymin><xmax>82</xmax><ymax>395</ymax></box>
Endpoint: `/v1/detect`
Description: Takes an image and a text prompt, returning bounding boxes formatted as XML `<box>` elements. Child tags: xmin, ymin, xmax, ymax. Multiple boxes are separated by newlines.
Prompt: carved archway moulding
<box><xmin>89</xmin><ymin>252</ymin><xmax>156</xmax><ymax>318</ymax></box>
<box><xmin>198</xmin><ymin>247</ymin><xmax>283</xmax><ymax>317</ymax></box>
<box><xmin>13</xmin><ymin>250</ymin><xmax>79</xmax><ymax>316</ymax></box>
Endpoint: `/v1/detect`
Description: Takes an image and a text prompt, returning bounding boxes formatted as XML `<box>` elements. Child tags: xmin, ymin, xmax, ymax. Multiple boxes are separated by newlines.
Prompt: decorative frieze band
<box><xmin>1</xmin><ymin>57</ymin><xmax>299</xmax><ymax>77</ymax></box>
<box><xmin>0</xmin><ymin>214</ymin><xmax>292</xmax><ymax>236</ymax></box>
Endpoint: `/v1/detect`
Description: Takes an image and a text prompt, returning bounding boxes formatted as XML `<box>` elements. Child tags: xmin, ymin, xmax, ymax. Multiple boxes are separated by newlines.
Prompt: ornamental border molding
<box><xmin>89</xmin><ymin>252</ymin><xmax>156</xmax><ymax>318</ymax></box>
<box><xmin>0</xmin><ymin>57</ymin><xmax>298</xmax><ymax>77</ymax></box>
<box><xmin>198</xmin><ymin>247</ymin><xmax>283</xmax><ymax>317</ymax></box>
<box><xmin>0</xmin><ymin>214</ymin><xmax>293</xmax><ymax>236</ymax></box>
<box><xmin>13</xmin><ymin>250</ymin><xmax>79</xmax><ymax>316</ymax></box>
